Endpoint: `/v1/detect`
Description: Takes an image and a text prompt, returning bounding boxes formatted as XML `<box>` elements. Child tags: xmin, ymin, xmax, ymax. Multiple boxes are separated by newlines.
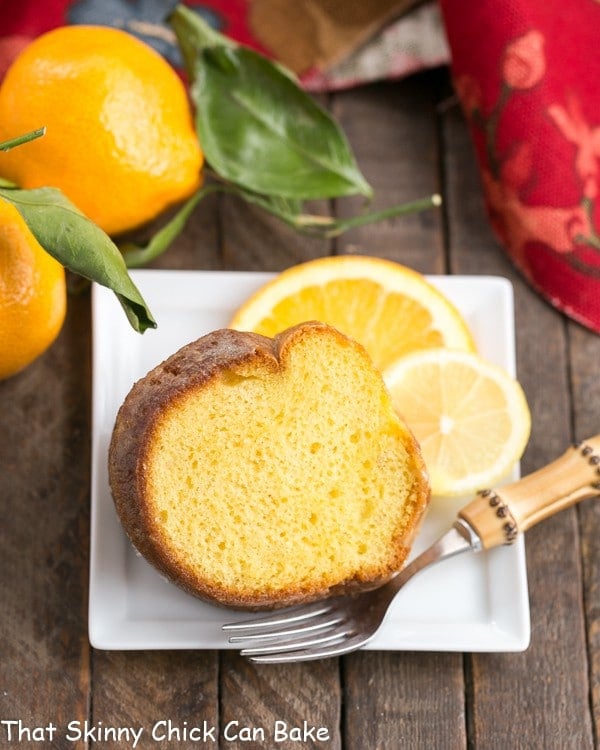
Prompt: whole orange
<box><xmin>0</xmin><ymin>198</ymin><xmax>67</xmax><ymax>379</ymax></box>
<box><xmin>0</xmin><ymin>25</ymin><xmax>203</xmax><ymax>236</ymax></box>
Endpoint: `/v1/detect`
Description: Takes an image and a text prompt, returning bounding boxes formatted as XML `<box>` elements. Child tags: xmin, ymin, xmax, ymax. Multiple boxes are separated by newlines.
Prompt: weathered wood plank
<box><xmin>331</xmin><ymin>73</ymin><xmax>446</xmax><ymax>273</ymax></box>
<box><xmin>220</xmin><ymin>656</ymin><xmax>342</xmax><ymax>749</ymax></box>
<box><xmin>343</xmin><ymin>652</ymin><xmax>465</xmax><ymax>750</ymax></box>
<box><xmin>90</xmin><ymin>650</ymin><xmax>219</xmax><ymax>748</ymax></box>
<box><xmin>334</xmin><ymin>70</ymin><xmax>466</xmax><ymax>750</ymax></box>
<box><xmin>0</xmin><ymin>293</ymin><xmax>91</xmax><ymax>750</ymax></box>
<box><xmin>441</xmin><ymin>79</ymin><xmax>594</xmax><ymax>749</ymax></box>
<box><xmin>136</xmin><ymin>190</ymin><xmax>224</xmax><ymax>271</ymax></box>
<box><xmin>569</xmin><ymin>322</ymin><xmax>600</xmax><ymax>746</ymax></box>
<box><xmin>219</xmin><ymin>194</ymin><xmax>330</xmax><ymax>272</ymax></box>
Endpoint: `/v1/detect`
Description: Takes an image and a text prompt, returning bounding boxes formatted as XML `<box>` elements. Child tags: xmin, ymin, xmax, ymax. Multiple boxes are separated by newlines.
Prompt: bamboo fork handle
<box><xmin>458</xmin><ymin>436</ymin><xmax>600</xmax><ymax>549</ymax></box>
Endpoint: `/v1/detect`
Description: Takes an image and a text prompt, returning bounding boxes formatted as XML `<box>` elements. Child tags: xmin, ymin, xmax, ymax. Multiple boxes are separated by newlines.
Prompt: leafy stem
<box><xmin>120</xmin><ymin>184</ymin><xmax>224</xmax><ymax>267</ymax></box>
<box><xmin>0</xmin><ymin>127</ymin><xmax>46</xmax><ymax>152</ymax></box>
<box><xmin>306</xmin><ymin>194</ymin><xmax>442</xmax><ymax>238</ymax></box>
<box><xmin>120</xmin><ymin>4</ymin><xmax>439</xmax><ymax>264</ymax></box>
<box><xmin>121</xmin><ymin>172</ymin><xmax>441</xmax><ymax>267</ymax></box>
<box><xmin>278</xmin><ymin>194</ymin><xmax>442</xmax><ymax>238</ymax></box>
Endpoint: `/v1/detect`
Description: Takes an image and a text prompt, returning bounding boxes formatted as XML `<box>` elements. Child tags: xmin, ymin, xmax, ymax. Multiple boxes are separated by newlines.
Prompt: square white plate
<box><xmin>90</xmin><ymin>270</ymin><xmax>530</xmax><ymax>651</ymax></box>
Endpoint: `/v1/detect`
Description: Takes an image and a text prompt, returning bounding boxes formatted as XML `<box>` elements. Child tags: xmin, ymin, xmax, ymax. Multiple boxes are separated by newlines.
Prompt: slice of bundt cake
<box><xmin>108</xmin><ymin>321</ymin><xmax>430</xmax><ymax>609</ymax></box>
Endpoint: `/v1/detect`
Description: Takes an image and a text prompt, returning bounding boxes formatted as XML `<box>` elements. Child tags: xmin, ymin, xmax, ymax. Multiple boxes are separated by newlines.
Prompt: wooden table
<box><xmin>2</xmin><ymin>67</ymin><xmax>600</xmax><ymax>749</ymax></box>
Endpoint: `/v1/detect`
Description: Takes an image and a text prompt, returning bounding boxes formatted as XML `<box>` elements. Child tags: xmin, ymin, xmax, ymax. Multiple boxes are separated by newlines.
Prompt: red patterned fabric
<box><xmin>440</xmin><ymin>0</ymin><xmax>600</xmax><ymax>333</ymax></box>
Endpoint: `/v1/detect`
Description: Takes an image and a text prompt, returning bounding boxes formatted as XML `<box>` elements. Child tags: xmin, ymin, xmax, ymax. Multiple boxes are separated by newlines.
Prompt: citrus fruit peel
<box><xmin>0</xmin><ymin>197</ymin><xmax>66</xmax><ymax>379</ymax></box>
<box><xmin>230</xmin><ymin>255</ymin><xmax>476</xmax><ymax>372</ymax></box>
<box><xmin>383</xmin><ymin>348</ymin><xmax>531</xmax><ymax>497</ymax></box>
<box><xmin>0</xmin><ymin>25</ymin><xmax>203</xmax><ymax>237</ymax></box>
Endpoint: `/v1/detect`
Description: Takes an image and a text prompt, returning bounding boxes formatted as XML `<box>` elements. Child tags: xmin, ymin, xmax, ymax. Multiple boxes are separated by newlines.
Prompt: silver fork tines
<box><xmin>222</xmin><ymin>524</ymin><xmax>475</xmax><ymax>663</ymax></box>
<box><xmin>242</xmin><ymin>633</ymin><xmax>372</xmax><ymax>664</ymax></box>
<box><xmin>227</xmin><ymin>612</ymin><xmax>346</xmax><ymax>643</ymax></box>
<box><xmin>239</xmin><ymin>626</ymin><xmax>355</xmax><ymax>657</ymax></box>
<box><xmin>223</xmin><ymin>601</ymin><xmax>333</xmax><ymax>634</ymax></box>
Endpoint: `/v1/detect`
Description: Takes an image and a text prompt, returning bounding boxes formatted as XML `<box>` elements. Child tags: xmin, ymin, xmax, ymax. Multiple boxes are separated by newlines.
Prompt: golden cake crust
<box><xmin>108</xmin><ymin>322</ymin><xmax>430</xmax><ymax>610</ymax></box>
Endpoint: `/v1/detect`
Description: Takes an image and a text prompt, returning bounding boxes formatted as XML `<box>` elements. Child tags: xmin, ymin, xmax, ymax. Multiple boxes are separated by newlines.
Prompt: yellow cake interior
<box><xmin>144</xmin><ymin>329</ymin><xmax>426</xmax><ymax>599</ymax></box>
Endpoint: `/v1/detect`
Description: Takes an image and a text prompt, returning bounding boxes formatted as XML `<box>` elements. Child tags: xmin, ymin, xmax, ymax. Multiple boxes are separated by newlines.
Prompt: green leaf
<box><xmin>170</xmin><ymin>5</ymin><xmax>372</xmax><ymax>201</ymax></box>
<box><xmin>170</xmin><ymin>3</ymin><xmax>236</xmax><ymax>74</ymax></box>
<box><xmin>0</xmin><ymin>187</ymin><xmax>156</xmax><ymax>332</ymax></box>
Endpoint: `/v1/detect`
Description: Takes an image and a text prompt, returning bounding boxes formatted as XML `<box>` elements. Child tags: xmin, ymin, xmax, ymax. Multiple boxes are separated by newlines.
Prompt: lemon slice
<box><xmin>383</xmin><ymin>349</ymin><xmax>531</xmax><ymax>497</ymax></box>
<box><xmin>230</xmin><ymin>255</ymin><xmax>476</xmax><ymax>371</ymax></box>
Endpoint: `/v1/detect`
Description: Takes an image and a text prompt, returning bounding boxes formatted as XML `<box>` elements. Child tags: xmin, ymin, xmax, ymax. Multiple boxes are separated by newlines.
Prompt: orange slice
<box><xmin>230</xmin><ymin>255</ymin><xmax>475</xmax><ymax>371</ymax></box>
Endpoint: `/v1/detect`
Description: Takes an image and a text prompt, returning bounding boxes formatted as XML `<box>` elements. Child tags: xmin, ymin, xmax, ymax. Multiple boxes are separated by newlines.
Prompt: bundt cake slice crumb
<box><xmin>109</xmin><ymin>322</ymin><xmax>430</xmax><ymax>610</ymax></box>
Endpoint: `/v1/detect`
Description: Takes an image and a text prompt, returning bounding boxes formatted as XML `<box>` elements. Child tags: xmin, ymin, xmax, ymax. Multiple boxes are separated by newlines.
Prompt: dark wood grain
<box><xmin>332</xmin><ymin>75</ymin><xmax>445</xmax><ymax>273</ymax></box>
<box><xmin>220</xmin><ymin>655</ymin><xmax>341</xmax><ymax>749</ymax></box>
<box><xmin>343</xmin><ymin>652</ymin><xmax>465</xmax><ymax>750</ymax></box>
<box><xmin>220</xmin><ymin>194</ymin><xmax>330</xmax><ymax>272</ymax></box>
<box><xmin>91</xmin><ymin>651</ymin><xmax>219</xmax><ymax>749</ymax></box>
<box><xmin>0</xmin><ymin>294</ymin><xmax>91</xmax><ymax>750</ymax></box>
<box><xmin>149</xmin><ymin>190</ymin><xmax>223</xmax><ymax>271</ymax></box>
<box><xmin>570</xmin><ymin>323</ymin><xmax>600</xmax><ymax>746</ymax></box>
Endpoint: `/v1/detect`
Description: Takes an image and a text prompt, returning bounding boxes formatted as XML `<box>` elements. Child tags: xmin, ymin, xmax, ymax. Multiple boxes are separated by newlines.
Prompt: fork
<box><xmin>223</xmin><ymin>436</ymin><xmax>600</xmax><ymax>662</ymax></box>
